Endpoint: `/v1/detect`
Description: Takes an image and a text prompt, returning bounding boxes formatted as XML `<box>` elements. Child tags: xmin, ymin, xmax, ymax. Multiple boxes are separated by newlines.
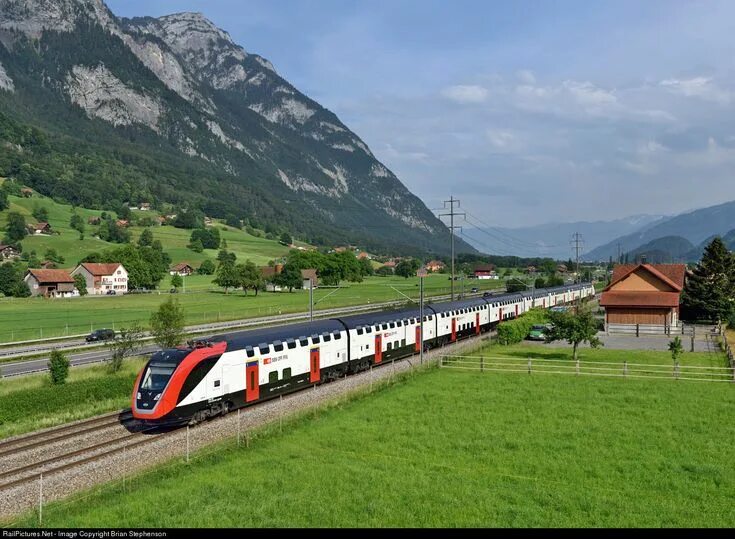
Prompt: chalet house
<box><xmin>301</xmin><ymin>268</ymin><xmax>318</xmax><ymax>290</ymax></box>
<box><xmin>261</xmin><ymin>264</ymin><xmax>284</xmax><ymax>292</ymax></box>
<box><xmin>40</xmin><ymin>260</ymin><xmax>57</xmax><ymax>269</ymax></box>
<box><xmin>599</xmin><ymin>263</ymin><xmax>687</xmax><ymax>332</ymax></box>
<box><xmin>115</xmin><ymin>219</ymin><xmax>129</xmax><ymax>228</ymax></box>
<box><xmin>24</xmin><ymin>268</ymin><xmax>77</xmax><ymax>298</ymax></box>
<box><xmin>0</xmin><ymin>244</ymin><xmax>20</xmax><ymax>260</ymax></box>
<box><xmin>27</xmin><ymin>222</ymin><xmax>52</xmax><ymax>235</ymax></box>
<box><xmin>473</xmin><ymin>264</ymin><xmax>496</xmax><ymax>279</ymax></box>
<box><xmin>157</xmin><ymin>216</ymin><xmax>167</xmax><ymax>225</ymax></box>
<box><xmin>88</xmin><ymin>216</ymin><xmax>101</xmax><ymax>225</ymax></box>
<box><xmin>425</xmin><ymin>260</ymin><xmax>446</xmax><ymax>272</ymax></box>
<box><xmin>139</xmin><ymin>202</ymin><xmax>151</xmax><ymax>211</ymax></box>
<box><xmin>557</xmin><ymin>264</ymin><xmax>568</xmax><ymax>274</ymax></box>
<box><xmin>357</xmin><ymin>251</ymin><xmax>371</xmax><ymax>260</ymax></box>
<box><xmin>71</xmin><ymin>263</ymin><xmax>128</xmax><ymax>295</ymax></box>
<box><xmin>383</xmin><ymin>260</ymin><xmax>397</xmax><ymax>268</ymax></box>
<box><xmin>20</xmin><ymin>187</ymin><xmax>33</xmax><ymax>198</ymax></box>
<box><xmin>170</xmin><ymin>263</ymin><xmax>194</xmax><ymax>276</ymax></box>
<box><xmin>525</xmin><ymin>266</ymin><xmax>537</xmax><ymax>275</ymax></box>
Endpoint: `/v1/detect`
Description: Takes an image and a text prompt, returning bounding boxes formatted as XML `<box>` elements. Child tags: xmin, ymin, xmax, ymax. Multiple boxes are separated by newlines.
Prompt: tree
<box><xmin>188</xmin><ymin>238</ymin><xmax>204</xmax><ymax>253</ymax></box>
<box><xmin>217</xmin><ymin>249</ymin><xmax>236</xmax><ymax>264</ymax></box>
<box><xmin>150</xmin><ymin>297</ymin><xmax>185</xmax><ymax>348</ymax></box>
<box><xmin>0</xmin><ymin>262</ymin><xmax>27</xmax><ymax>297</ymax></box>
<box><xmin>198</xmin><ymin>259</ymin><xmax>215</xmax><ymax>275</ymax></box>
<box><xmin>237</xmin><ymin>259</ymin><xmax>264</xmax><ymax>296</ymax></box>
<box><xmin>668</xmin><ymin>336</ymin><xmax>683</xmax><ymax>365</ymax></box>
<box><xmin>70</xmin><ymin>213</ymin><xmax>85</xmax><ymax>236</ymax></box>
<box><xmin>44</xmin><ymin>248</ymin><xmax>64</xmax><ymax>265</ymax></box>
<box><xmin>358</xmin><ymin>257</ymin><xmax>374</xmax><ymax>276</ymax></box>
<box><xmin>48</xmin><ymin>350</ymin><xmax>70</xmax><ymax>385</ymax></box>
<box><xmin>213</xmin><ymin>258</ymin><xmax>239</xmax><ymax>294</ymax></box>
<box><xmin>190</xmin><ymin>228</ymin><xmax>220</xmax><ymax>249</ymax></box>
<box><xmin>506</xmin><ymin>278</ymin><xmax>528</xmax><ymax>293</ymax></box>
<box><xmin>73</xmin><ymin>273</ymin><xmax>88</xmax><ymax>296</ymax></box>
<box><xmin>375</xmin><ymin>265</ymin><xmax>393</xmax><ymax>276</ymax></box>
<box><xmin>138</xmin><ymin>227</ymin><xmax>154</xmax><ymax>247</ymax></box>
<box><xmin>32</xmin><ymin>204</ymin><xmax>49</xmax><ymax>222</ymax></box>
<box><xmin>280</xmin><ymin>232</ymin><xmax>292</xmax><ymax>245</ymax></box>
<box><xmin>4</xmin><ymin>212</ymin><xmax>27</xmax><ymax>243</ymax></box>
<box><xmin>682</xmin><ymin>237</ymin><xmax>735</xmax><ymax>323</ymax></box>
<box><xmin>274</xmin><ymin>263</ymin><xmax>302</xmax><ymax>292</ymax></box>
<box><xmin>395</xmin><ymin>258</ymin><xmax>420</xmax><ymax>279</ymax></box>
<box><xmin>545</xmin><ymin>306</ymin><xmax>602</xmax><ymax>361</ymax></box>
<box><xmin>0</xmin><ymin>188</ymin><xmax>7</xmax><ymax>211</ymax></box>
<box><xmin>107</xmin><ymin>324</ymin><xmax>144</xmax><ymax>373</ymax></box>
<box><xmin>546</xmin><ymin>274</ymin><xmax>564</xmax><ymax>287</ymax></box>
<box><xmin>171</xmin><ymin>273</ymin><xmax>183</xmax><ymax>290</ymax></box>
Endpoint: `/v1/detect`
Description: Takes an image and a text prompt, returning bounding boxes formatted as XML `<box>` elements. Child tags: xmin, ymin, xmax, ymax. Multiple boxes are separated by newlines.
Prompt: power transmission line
<box><xmin>571</xmin><ymin>232</ymin><xmax>584</xmax><ymax>283</ymax></box>
<box><xmin>437</xmin><ymin>196</ymin><xmax>465</xmax><ymax>301</ymax></box>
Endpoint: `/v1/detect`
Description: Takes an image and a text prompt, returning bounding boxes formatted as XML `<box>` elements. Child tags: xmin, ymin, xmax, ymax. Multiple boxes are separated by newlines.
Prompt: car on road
<box><xmin>106</xmin><ymin>290</ymin><xmax>116</xmax><ymax>295</ymax></box>
<box><xmin>85</xmin><ymin>328</ymin><xmax>116</xmax><ymax>342</ymax></box>
<box><xmin>527</xmin><ymin>324</ymin><xmax>551</xmax><ymax>341</ymax></box>
<box><xmin>471</xmin><ymin>287</ymin><xmax>479</xmax><ymax>293</ymax></box>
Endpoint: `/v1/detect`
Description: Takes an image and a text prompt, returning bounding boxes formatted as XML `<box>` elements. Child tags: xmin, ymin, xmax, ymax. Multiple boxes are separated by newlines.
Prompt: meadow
<box><xmin>0</xmin><ymin>274</ymin><xmax>503</xmax><ymax>343</ymax></box>
<box><xmin>0</xmin><ymin>358</ymin><xmax>145</xmax><ymax>439</ymax></box>
<box><xmin>14</xmin><ymin>361</ymin><xmax>735</xmax><ymax>527</ymax></box>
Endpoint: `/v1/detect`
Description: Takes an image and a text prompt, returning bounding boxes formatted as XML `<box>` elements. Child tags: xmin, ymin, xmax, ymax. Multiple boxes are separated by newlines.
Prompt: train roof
<box><xmin>215</xmin><ymin>319</ymin><xmax>344</xmax><ymax>350</ymax></box>
<box><xmin>427</xmin><ymin>296</ymin><xmax>489</xmax><ymax>313</ymax></box>
<box><xmin>336</xmin><ymin>307</ymin><xmax>423</xmax><ymax>330</ymax></box>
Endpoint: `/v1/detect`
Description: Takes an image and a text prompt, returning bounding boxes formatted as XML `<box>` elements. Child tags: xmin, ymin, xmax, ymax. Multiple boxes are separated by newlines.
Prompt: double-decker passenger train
<box><xmin>132</xmin><ymin>282</ymin><xmax>595</xmax><ymax>425</ymax></box>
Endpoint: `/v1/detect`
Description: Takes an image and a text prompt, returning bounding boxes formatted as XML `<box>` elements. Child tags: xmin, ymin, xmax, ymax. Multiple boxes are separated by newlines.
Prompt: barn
<box><xmin>600</xmin><ymin>263</ymin><xmax>687</xmax><ymax>332</ymax></box>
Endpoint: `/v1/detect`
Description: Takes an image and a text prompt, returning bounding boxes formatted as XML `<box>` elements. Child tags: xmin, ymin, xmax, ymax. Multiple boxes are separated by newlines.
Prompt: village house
<box><xmin>71</xmin><ymin>263</ymin><xmax>128</xmax><ymax>295</ymax></box>
<box><xmin>115</xmin><ymin>219</ymin><xmax>129</xmax><ymax>228</ymax></box>
<box><xmin>20</xmin><ymin>187</ymin><xmax>33</xmax><ymax>198</ymax></box>
<box><xmin>27</xmin><ymin>222</ymin><xmax>52</xmax><ymax>235</ymax></box>
<box><xmin>301</xmin><ymin>268</ymin><xmax>318</xmax><ymax>290</ymax></box>
<box><xmin>24</xmin><ymin>268</ymin><xmax>77</xmax><ymax>298</ymax></box>
<box><xmin>425</xmin><ymin>260</ymin><xmax>446</xmax><ymax>272</ymax></box>
<box><xmin>170</xmin><ymin>263</ymin><xmax>194</xmax><ymax>276</ymax></box>
<box><xmin>87</xmin><ymin>216</ymin><xmax>101</xmax><ymax>225</ymax></box>
<box><xmin>139</xmin><ymin>202</ymin><xmax>151</xmax><ymax>211</ymax></box>
<box><xmin>473</xmin><ymin>264</ymin><xmax>496</xmax><ymax>279</ymax></box>
<box><xmin>0</xmin><ymin>244</ymin><xmax>20</xmax><ymax>260</ymax></box>
<box><xmin>383</xmin><ymin>260</ymin><xmax>397</xmax><ymax>268</ymax></box>
<box><xmin>599</xmin><ymin>263</ymin><xmax>687</xmax><ymax>333</ymax></box>
<box><xmin>261</xmin><ymin>264</ymin><xmax>284</xmax><ymax>292</ymax></box>
<box><xmin>557</xmin><ymin>264</ymin><xmax>568</xmax><ymax>274</ymax></box>
<box><xmin>356</xmin><ymin>251</ymin><xmax>371</xmax><ymax>260</ymax></box>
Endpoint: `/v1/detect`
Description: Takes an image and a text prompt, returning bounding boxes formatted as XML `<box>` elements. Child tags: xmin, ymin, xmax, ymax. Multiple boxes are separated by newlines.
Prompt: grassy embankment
<box><xmin>0</xmin><ymin>358</ymin><xmax>145</xmax><ymax>439</ymax></box>
<box><xmin>12</xmin><ymin>356</ymin><xmax>735</xmax><ymax>527</ymax></box>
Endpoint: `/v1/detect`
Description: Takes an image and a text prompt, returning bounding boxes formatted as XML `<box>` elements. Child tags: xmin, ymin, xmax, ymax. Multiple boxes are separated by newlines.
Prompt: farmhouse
<box><xmin>425</xmin><ymin>260</ymin><xmax>445</xmax><ymax>272</ymax></box>
<box><xmin>600</xmin><ymin>263</ymin><xmax>687</xmax><ymax>332</ymax></box>
<box><xmin>261</xmin><ymin>264</ymin><xmax>284</xmax><ymax>292</ymax></box>
<box><xmin>20</xmin><ymin>187</ymin><xmax>33</xmax><ymax>198</ymax></box>
<box><xmin>27</xmin><ymin>222</ymin><xmax>51</xmax><ymax>235</ymax></box>
<box><xmin>301</xmin><ymin>268</ymin><xmax>318</xmax><ymax>289</ymax></box>
<box><xmin>88</xmin><ymin>216</ymin><xmax>101</xmax><ymax>225</ymax></box>
<box><xmin>170</xmin><ymin>263</ymin><xmax>194</xmax><ymax>276</ymax></box>
<box><xmin>116</xmin><ymin>219</ymin><xmax>129</xmax><ymax>228</ymax></box>
<box><xmin>71</xmin><ymin>263</ymin><xmax>128</xmax><ymax>295</ymax></box>
<box><xmin>24</xmin><ymin>268</ymin><xmax>76</xmax><ymax>298</ymax></box>
<box><xmin>0</xmin><ymin>244</ymin><xmax>20</xmax><ymax>260</ymax></box>
<box><xmin>473</xmin><ymin>264</ymin><xmax>496</xmax><ymax>279</ymax></box>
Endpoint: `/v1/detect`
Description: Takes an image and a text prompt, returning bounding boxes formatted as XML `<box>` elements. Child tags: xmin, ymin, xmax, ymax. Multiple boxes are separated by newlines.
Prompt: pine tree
<box><xmin>682</xmin><ymin>237</ymin><xmax>735</xmax><ymax>323</ymax></box>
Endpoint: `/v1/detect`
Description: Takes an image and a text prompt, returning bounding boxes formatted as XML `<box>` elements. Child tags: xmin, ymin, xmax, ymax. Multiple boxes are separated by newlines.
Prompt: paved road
<box><xmin>524</xmin><ymin>331</ymin><xmax>719</xmax><ymax>353</ymax></box>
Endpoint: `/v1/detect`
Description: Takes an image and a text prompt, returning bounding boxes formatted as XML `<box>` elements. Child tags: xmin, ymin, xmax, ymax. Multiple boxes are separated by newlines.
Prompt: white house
<box><xmin>71</xmin><ymin>263</ymin><xmax>128</xmax><ymax>295</ymax></box>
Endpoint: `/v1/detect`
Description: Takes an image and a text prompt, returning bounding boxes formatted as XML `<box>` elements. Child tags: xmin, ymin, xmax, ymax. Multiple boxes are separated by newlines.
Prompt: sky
<box><xmin>107</xmin><ymin>0</ymin><xmax>735</xmax><ymax>229</ymax></box>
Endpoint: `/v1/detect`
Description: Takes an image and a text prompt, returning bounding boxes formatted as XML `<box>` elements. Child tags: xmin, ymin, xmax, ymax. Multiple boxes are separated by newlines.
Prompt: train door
<box><xmin>245</xmin><ymin>361</ymin><xmax>259</xmax><ymax>402</ymax></box>
<box><xmin>374</xmin><ymin>334</ymin><xmax>383</xmax><ymax>363</ymax></box>
<box><xmin>415</xmin><ymin>326</ymin><xmax>421</xmax><ymax>352</ymax></box>
<box><xmin>310</xmin><ymin>348</ymin><xmax>320</xmax><ymax>383</ymax></box>
<box><xmin>515</xmin><ymin>304</ymin><xmax>519</xmax><ymax>317</ymax></box>
<box><xmin>451</xmin><ymin>318</ymin><xmax>457</xmax><ymax>342</ymax></box>
<box><xmin>475</xmin><ymin>312</ymin><xmax>480</xmax><ymax>335</ymax></box>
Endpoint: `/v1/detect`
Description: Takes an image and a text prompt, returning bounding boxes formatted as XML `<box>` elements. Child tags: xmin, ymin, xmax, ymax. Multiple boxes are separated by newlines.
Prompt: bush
<box><xmin>496</xmin><ymin>309</ymin><xmax>548</xmax><ymax>345</ymax></box>
<box><xmin>198</xmin><ymin>259</ymin><xmax>216</xmax><ymax>275</ymax></box>
<box><xmin>48</xmin><ymin>350</ymin><xmax>70</xmax><ymax>385</ymax></box>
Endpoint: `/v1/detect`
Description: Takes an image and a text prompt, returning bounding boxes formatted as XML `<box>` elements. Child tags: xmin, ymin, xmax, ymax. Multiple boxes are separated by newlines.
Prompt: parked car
<box><xmin>471</xmin><ymin>287</ymin><xmax>479</xmax><ymax>293</ymax></box>
<box><xmin>106</xmin><ymin>290</ymin><xmax>116</xmax><ymax>295</ymax></box>
<box><xmin>527</xmin><ymin>324</ymin><xmax>551</xmax><ymax>341</ymax></box>
<box><xmin>85</xmin><ymin>328</ymin><xmax>116</xmax><ymax>342</ymax></box>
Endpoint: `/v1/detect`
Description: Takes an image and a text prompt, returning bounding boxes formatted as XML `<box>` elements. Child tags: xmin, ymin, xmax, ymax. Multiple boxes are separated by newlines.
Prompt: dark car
<box><xmin>106</xmin><ymin>290</ymin><xmax>116</xmax><ymax>295</ymax></box>
<box><xmin>85</xmin><ymin>328</ymin><xmax>116</xmax><ymax>342</ymax></box>
<box><xmin>471</xmin><ymin>287</ymin><xmax>479</xmax><ymax>293</ymax></box>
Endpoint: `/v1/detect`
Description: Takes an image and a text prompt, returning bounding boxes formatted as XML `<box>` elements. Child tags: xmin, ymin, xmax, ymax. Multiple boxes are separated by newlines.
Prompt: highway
<box><xmin>0</xmin><ymin>289</ymin><xmax>500</xmax><ymax>377</ymax></box>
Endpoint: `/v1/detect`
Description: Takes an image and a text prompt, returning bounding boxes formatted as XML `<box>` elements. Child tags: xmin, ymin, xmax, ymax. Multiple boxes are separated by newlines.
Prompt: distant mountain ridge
<box><xmin>584</xmin><ymin>200</ymin><xmax>735</xmax><ymax>262</ymax></box>
<box><xmin>0</xmin><ymin>0</ymin><xmax>474</xmax><ymax>256</ymax></box>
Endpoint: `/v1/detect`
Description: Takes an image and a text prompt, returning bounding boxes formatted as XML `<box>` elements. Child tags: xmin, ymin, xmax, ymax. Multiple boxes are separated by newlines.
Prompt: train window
<box><xmin>323</xmin><ymin>334</ymin><xmax>331</xmax><ymax>342</ymax></box>
<box><xmin>287</xmin><ymin>339</ymin><xmax>296</xmax><ymax>350</ymax></box>
<box><xmin>274</xmin><ymin>341</ymin><xmax>284</xmax><ymax>352</ymax></box>
<box><xmin>258</xmin><ymin>343</ymin><xmax>269</xmax><ymax>355</ymax></box>
<box><xmin>269</xmin><ymin>371</ymin><xmax>278</xmax><ymax>384</ymax></box>
<box><xmin>311</xmin><ymin>335</ymin><xmax>320</xmax><ymax>344</ymax></box>
<box><xmin>214</xmin><ymin>380</ymin><xmax>220</xmax><ymax>388</ymax></box>
<box><xmin>367</xmin><ymin>327</ymin><xmax>373</xmax><ymax>333</ymax></box>
<box><xmin>334</xmin><ymin>332</ymin><xmax>342</xmax><ymax>340</ymax></box>
<box><xmin>401</xmin><ymin>339</ymin><xmax>406</xmax><ymax>347</ymax></box>
<box><xmin>245</xmin><ymin>346</ymin><xmax>255</xmax><ymax>358</ymax></box>
<box><xmin>387</xmin><ymin>342</ymin><xmax>393</xmax><ymax>350</ymax></box>
<box><xmin>299</xmin><ymin>337</ymin><xmax>309</xmax><ymax>347</ymax></box>
<box><xmin>283</xmin><ymin>368</ymin><xmax>291</xmax><ymax>380</ymax></box>
<box><xmin>357</xmin><ymin>328</ymin><xmax>363</xmax><ymax>335</ymax></box>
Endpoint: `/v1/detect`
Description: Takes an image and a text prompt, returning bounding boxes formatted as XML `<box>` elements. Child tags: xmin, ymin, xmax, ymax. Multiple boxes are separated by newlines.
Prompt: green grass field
<box><xmin>0</xmin><ymin>358</ymin><xmax>145</xmax><ymax>439</ymax></box>
<box><xmin>14</xmin><ymin>362</ymin><xmax>735</xmax><ymax>527</ymax></box>
<box><xmin>0</xmin><ymin>274</ymin><xmax>503</xmax><ymax>343</ymax></box>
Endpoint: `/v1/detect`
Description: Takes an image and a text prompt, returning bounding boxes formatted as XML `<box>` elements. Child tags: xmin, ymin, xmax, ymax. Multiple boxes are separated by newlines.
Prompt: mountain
<box><xmin>470</xmin><ymin>214</ymin><xmax>665</xmax><ymax>260</ymax></box>
<box><xmin>584</xmin><ymin>200</ymin><xmax>735</xmax><ymax>261</ymax></box>
<box><xmin>0</xmin><ymin>0</ymin><xmax>473</xmax><ymax>256</ymax></box>
<box><xmin>625</xmin><ymin>236</ymin><xmax>694</xmax><ymax>263</ymax></box>
<box><xmin>684</xmin><ymin>229</ymin><xmax>735</xmax><ymax>261</ymax></box>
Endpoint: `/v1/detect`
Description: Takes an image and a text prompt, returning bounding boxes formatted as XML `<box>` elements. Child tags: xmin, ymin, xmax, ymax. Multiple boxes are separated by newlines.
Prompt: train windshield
<box><xmin>141</xmin><ymin>364</ymin><xmax>176</xmax><ymax>391</ymax></box>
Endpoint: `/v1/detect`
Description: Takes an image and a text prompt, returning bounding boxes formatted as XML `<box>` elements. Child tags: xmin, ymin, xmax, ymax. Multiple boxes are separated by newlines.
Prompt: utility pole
<box><xmin>571</xmin><ymin>232</ymin><xmax>584</xmax><ymax>283</ymax></box>
<box><xmin>438</xmin><ymin>196</ymin><xmax>465</xmax><ymax>301</ymax></box>
<box><xmin>308</xmin><ymin>279</ymin><xmax>314</xmax><ymax>321</ymax></box>
<box><xmin>417</xmin><ymin>267</ymin><xmax>427</xmax><ymax>365</ymax></box>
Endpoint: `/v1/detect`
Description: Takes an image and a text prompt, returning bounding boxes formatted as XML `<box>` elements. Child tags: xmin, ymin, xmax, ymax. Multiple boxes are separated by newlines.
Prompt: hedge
<box><xmin>496</xmin><ymin>308</ymin><xmax>549</xmax><ymax>345</ymax></box>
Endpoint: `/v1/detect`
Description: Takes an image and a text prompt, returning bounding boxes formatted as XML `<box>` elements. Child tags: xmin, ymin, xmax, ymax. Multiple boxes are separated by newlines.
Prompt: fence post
<box><xmin>636</xmin><ymin>324</ymin><xmax>639</xmax><ymax>337</ymax></box>
<box><xmin>279</xmin><ymin>394</ymin><xmax>283</xmax><ymax>433</ymax></box>
<box><xmin>527</xmin><ymin>357</ymin><xmax>532</xmax><ymax>375</ymax></box>
<box><xmin>623</xmin><ymin>361</ymin><xmax>628</xmax><ymax>378</ymax></box>
<box><xmin>674</xmin><ymin>361</ymin><xmax>680</xmax><ymax>380</ymax></box>
<box><xmin>38</xmin><ymin>473</ymin><xmax>43</xmax><ymax>526</ymax></box>
<box><xmin>575</xmin><ymin>359</ymin><xmax>580</xmax><ymax>376</ymax></box>
<box><xmin>186</xmin><ymin>425</ymin><xmax>190</xmax><ymax>463</ymax></box>
<box><xmin>237</xmin><ymin>408</ymin><xmax>241</xmax><ymax>447</ymax></box>
<box><xmin>481</xmin><ymin>356</ymin><xmax>484</xmax><ymax>373</ymax></box>
<box><xmin>691</xmin><ymin>335</ymin><xmax>695</xmax><ymax>353</ymax></box>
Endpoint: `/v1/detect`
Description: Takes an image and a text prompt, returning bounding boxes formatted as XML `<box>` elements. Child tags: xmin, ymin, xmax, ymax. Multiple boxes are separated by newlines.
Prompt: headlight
<box><xmin>137</xmin><ymin>392</ymin><xmax>141</xmax><ymax>399</ymax></box>
<box><xmin>154</xmin><ymin>393</ymin><xmax>161</xmax><ymax>401</ymax></box>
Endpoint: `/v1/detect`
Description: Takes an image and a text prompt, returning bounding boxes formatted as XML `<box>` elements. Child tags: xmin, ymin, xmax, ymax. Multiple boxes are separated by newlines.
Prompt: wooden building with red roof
<box><xmin>23</xmin><ymin>268</ymin><xmax>76</xmax><ymax>297</ymax></box>
<box><xmin>599</xmin><ymin>263</ymin><xmax>687</xmax><ymax>329</ymax></box>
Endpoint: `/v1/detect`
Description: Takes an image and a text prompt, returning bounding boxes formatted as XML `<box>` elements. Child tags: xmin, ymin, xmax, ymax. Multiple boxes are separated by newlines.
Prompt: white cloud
<box><xmin>562</xmin><ymin>80</ymin><xmax>617</xmax><ymax>106</ymax></box>
<box><xmin>441</xmin><ymin>84</ymin><xmax>488</xmax><ymax>104</ymax></box>
<box><xmin>486</xmin><ymin>129</ymin><xmax>520</xmax><ymax>152</ymax></box>
<box><xmin>660</xmin><ymin>77</ymin><xmax>732</xmax><ymax>104</ymax></box>
<box><xmin>516</xmin><ymin>69</ymin><xmax>536</xmax><ymax>84</ymax></box>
